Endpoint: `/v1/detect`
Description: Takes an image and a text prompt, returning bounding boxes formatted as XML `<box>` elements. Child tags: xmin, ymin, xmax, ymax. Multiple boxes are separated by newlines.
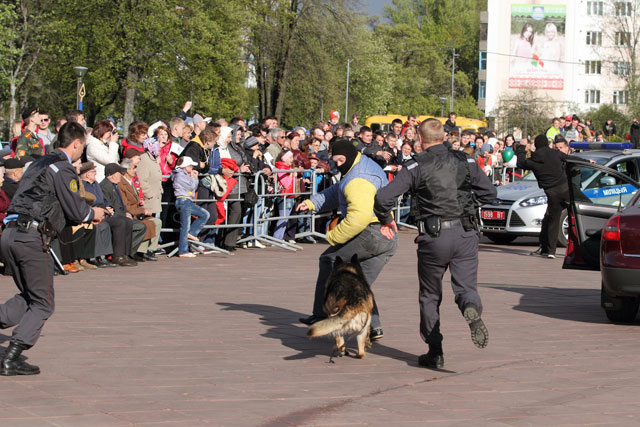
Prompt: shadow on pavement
<box><xmin>482</xmin><ymin>283</ymin><xmax>639</xmax><ymax>324</ymax></box>
<box><xmin>479</xmin><ymin>245</ymin><xmax>536</xmax><ymax>256</ymax></box>
<box><xmin>217</xmin><ymin>302</ymin><xmax>428</xmax><ymax>366</ymax></box>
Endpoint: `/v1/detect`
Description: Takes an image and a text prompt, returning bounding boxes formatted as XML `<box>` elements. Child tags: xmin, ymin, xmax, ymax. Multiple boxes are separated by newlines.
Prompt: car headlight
<box><xmin>519</xmin><ymin>196</ymin><xmax>547</xmax><ymax>207</ymax></box>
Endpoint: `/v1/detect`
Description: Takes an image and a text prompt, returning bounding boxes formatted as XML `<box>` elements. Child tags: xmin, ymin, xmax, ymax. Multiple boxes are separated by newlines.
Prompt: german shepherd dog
<box><xmin>307</xmin><ymin>254</ymin><xmax>374</xmax><ymax>358</ymax></box>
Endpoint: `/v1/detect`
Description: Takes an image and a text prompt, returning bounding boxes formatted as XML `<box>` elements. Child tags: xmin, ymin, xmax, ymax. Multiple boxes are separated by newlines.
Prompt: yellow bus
<box><xmin>364</xmin><ymin>115</ymin><xmax>487</xmax><ymax>133</ymax></box>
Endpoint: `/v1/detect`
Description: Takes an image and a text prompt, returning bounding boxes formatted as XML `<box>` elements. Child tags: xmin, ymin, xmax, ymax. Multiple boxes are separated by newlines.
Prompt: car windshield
<box><xmin>521</xmin><ymin>171</ymin><xmax>537</xmax><ymax>181</ymax></box>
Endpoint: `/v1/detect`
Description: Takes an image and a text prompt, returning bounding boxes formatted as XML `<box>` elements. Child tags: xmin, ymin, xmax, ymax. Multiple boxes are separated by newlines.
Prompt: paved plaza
<box><xmin>0</xmin><ymin>231</ymin><xmax>638</xmax><ymax>426</ymax></box>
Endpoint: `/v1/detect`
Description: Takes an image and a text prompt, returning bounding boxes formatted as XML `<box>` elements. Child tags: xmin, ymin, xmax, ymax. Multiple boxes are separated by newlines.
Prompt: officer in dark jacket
<box><xmin>0</xmin><ymin>122</ymin><xmax>106</xmax><ymax>375</ymax></box>
<box><xmin>631</xmin><ymin>118</ymin><xmax>640</xmax><ymax>149</ymax></box>
<box><xmin>374</xmin><ymin>118</ymin><xmax>496</xmax><ymax>369</ymax></box>
<box><xmin>516</xmin><ymin>135</ymin><xmax>571</xmax><ymax>258</ymax></box>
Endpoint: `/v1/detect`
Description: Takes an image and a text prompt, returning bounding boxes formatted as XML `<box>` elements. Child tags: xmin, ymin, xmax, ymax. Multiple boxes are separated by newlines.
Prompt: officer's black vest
<box><xmin>410</xmin><ymin>149</ymin><xmax>476</xmax><ymax>220</ymax></box>
<box><xmin>8</xmin><ymin>151</ymin><xmax>68</xmax><ymax>233</ymax></box>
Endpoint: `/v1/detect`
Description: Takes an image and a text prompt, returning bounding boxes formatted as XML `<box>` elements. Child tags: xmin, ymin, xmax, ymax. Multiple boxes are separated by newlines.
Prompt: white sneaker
<box><xmin>250</xmin><ymin>241</ymin><xmax>267</xmax><ymax>249</ymax></box>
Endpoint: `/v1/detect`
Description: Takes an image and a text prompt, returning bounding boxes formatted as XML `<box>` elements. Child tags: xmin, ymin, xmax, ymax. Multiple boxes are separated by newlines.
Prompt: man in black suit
<box><xmin>99</xmin><ymin>163</ymin><xmax>146</xmax><ymax>265</ymax></box>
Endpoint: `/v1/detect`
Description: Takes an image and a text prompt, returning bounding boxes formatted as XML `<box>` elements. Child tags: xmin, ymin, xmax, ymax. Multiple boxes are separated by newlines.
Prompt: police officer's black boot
<box><xmin>418</xmin><ymin>342</ymin><xmax>444</xmax><ymax>369</ymax></box>
<box><xmin>463</xmin><ymin>304</ymin><xmax>488</xmax><ymax>349</ymax></box>
<box><xmin>0</xmin><ymin>342</ymin><xmax>40</xmax><ymax>376</ymax></box>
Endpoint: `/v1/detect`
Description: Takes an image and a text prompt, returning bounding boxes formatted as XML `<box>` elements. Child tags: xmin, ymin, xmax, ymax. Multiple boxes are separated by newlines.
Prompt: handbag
<box><xmin>202</xmin><ymin>174</ymin><xmax>228</xmax><ymax>198</ymax></box>
<box><xmin>244</xmin><ymin>187</ymin><xmax>259</xmax><ymax>205</ymax></box>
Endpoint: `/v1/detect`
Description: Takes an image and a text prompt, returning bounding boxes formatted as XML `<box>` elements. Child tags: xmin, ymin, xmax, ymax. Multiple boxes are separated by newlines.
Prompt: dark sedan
<box><xmin>563</xmin><ymin>157</ymin><xmax>640</xmax><ymax>322</ymax></box>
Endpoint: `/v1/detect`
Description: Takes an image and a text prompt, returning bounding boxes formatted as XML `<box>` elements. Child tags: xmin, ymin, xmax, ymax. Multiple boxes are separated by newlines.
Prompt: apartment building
<box><xmin>479</xmin><ymin>0</ymin><xmax>636</xmax><ymax>117</ymax></box>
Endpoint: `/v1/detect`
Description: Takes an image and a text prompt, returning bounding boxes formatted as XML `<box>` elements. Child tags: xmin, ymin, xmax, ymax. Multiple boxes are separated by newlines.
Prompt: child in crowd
<box><xmin>171</xmin><ymin>156</ymin><xmax>210</xmax><ymax>258</ymax></box>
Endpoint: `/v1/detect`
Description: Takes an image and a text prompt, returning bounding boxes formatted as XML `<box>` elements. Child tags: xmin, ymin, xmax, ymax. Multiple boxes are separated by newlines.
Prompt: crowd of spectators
<box><xmin>0</xmin><ymin>106</ymin><xmax>638</xmax><ymax>274</ymax></box>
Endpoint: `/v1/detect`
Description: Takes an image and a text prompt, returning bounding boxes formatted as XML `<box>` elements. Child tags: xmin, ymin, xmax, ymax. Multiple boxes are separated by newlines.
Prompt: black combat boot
<box><xmin>0</xmin><ymin>342</ymin><xmax>40</xmax><ymax>376</ymax></box>
<box><xmin>463</xmin><ymin>304</ymin><xmax>489</xmax><ymax>349</ymax></box>
<box><xmin>418</xmin><ymin>341</ymin><xmax>444</xmax><ymax>369</ymax></box>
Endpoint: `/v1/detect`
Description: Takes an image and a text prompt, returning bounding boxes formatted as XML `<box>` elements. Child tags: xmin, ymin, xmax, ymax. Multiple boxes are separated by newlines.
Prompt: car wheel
<box><xmin>484</xmin><ymin>233</ymin><xmax>517</xmax><ymax>245</ymax></box>
<box><xmin>602</xmin><ymin>288</ymin><xmax>640</xmax><ymax>323</ymax></box>
<box><xmin>557</xmin><ymin>209</ymin><xmax>568</xmax><ymax>248</ymax></box>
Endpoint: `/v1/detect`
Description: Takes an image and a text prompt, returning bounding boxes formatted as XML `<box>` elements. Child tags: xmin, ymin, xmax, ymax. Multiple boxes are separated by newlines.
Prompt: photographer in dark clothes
<box><xmin>516</xmin><ymin>135</ymin><xmax>571</xmax><ymax>259</ymax></box>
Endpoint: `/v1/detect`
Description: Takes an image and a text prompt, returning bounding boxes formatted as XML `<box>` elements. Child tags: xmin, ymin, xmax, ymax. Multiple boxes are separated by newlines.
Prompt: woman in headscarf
<box><xmin>136</xmin><ymin>135</ymin><xmax>163</xmax><ymax>218</ymax></box>
<box><xmin>208</xmin><ymin>125</ymin><xmax>252</xmax><ymax>252</ymax></box>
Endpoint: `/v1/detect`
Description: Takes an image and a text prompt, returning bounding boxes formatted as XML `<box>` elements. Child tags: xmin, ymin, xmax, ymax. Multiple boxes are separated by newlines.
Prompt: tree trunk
<box><xmin>123</xmin><ymin>67</ymin><xmax>138</xmax><ymax>136</ymax></box>
<box><xmin>9</xmin><ymin>80</ymin><xmax>17</xmax><ymax>137</ymax></box>
<box><xmin>273</xmin><ymin>0</ymin><xmax>298</xmax><ymax>121</ymax></box>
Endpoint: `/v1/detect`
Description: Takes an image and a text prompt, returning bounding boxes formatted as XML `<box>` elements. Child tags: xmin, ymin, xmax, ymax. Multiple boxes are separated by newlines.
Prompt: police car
<box><xmin>480</xmin><ymin>146</ymin><xmax>640</xmax><ymax>246</ymax></box>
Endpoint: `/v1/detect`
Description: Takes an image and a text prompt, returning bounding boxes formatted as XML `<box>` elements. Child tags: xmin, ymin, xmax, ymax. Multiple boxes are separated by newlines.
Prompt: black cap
<box><xmin>104</xmin><ymin>163</ymin><xmax>127</xmax><ymax>177</ymax></box>
<box><xmin>21</xmin><ymin>107</ymin><xmax>39</xmax><ymax>121</ymax></box>
<box><xmin>244</xmin><ymin>136</ymin><xmax>259</xmax><ymax>149</ymax></box>
<box><xmin>79</xmin><ymin>161</ymin><xmax>96</xmax><ymax>175</ymax></box>
<box><xmin>4</xmin><ymin>158</ymin><xmax>26</xmax><ymax>170</ymax></box>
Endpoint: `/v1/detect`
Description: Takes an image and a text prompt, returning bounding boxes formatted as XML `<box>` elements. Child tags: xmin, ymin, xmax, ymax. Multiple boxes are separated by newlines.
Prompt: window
<box><xmin>480</xmin><ymin>23</ymin><xmax>487</xmax><ymax>41</ymax></box>
<box><xmin>613</xmin><ymin>61</ymin><xmax>630</xmax><ymax>76</ymax></box>
<box><xmin>584</xmin><ymin>60</ymin><xmax>602</xmax><ymax>74</ymax></box>
<box><xmin>586</xmin><ymin>31</ymin><xmax>602</xmax><ymax>46</ymax></box>
<box><xmin>478</xmin><ymin>80</ymin><xmax>486</xmax><ymax>99</ymax></box>
<box><xmin>615</xmin><ymin>32</ymin><xmax>631</xmax><ymax>46</ymax></box>
<box><xmin>479</xmin><ymin>51</ymin><xmax>487</xmax><ymax>70</ymax></box>
<box><xmin>587</xmin><ymin>1</ymin><xmax>604</xmax><ymax>15</ymax></box>
<box><xmin>613</xmin><ymin>90</ymin><xmax>629</xmax><ymax>104</ymax></box>
<box><xmin>585</xmin><ymin>89</ymin><xmax>601</xmax><ymax>104</ymax></box>
<box><xmin>615</xmin><ymin>2</ymin><xmax>632</xmax><ymax>16</ymax></box>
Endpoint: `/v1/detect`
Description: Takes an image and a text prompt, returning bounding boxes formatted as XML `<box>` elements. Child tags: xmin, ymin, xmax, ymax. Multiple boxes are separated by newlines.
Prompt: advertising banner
<box><xmin>509</xmin><ymin>4</ymin><xmax>565</xmax><ymax>90</ymax></box>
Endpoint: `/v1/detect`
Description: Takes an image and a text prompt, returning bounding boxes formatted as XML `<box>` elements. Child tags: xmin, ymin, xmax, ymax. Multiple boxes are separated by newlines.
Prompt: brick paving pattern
<box><xmin>0</xmin><ymin>231</ymin><xmax>637</xmax><ymax>426</ymax></box>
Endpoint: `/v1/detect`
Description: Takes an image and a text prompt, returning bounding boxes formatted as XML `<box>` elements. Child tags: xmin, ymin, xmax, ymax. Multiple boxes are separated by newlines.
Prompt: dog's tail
<box><xmin>307</xmin><ymin>316</ymin><xmax>349</xmax><ymax>338</ymax></box>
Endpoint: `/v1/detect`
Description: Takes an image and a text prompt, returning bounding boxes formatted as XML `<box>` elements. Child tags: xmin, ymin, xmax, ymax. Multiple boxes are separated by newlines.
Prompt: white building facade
<box><xmin>479</xmin><ymin>0</ymin><xmax>636</xmax><ymax>117</ymax></box>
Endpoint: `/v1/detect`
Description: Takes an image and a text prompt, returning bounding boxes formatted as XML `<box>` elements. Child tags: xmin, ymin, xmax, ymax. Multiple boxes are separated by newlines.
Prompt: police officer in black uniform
<box><xmin>373</xmin><ymin>119</ymin><xmax>497</xmax><ymax>369</ymax></box>
<box><xmin>0</xmin><ymin>122</ymin><xmax>105</xmax><ymax>375</ymax></box>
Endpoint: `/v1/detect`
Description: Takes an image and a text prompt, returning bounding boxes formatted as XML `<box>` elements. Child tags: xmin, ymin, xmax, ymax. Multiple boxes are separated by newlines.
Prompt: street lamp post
<box><xmin>345</xmin><ymin>59</ymin><xmax>352</xmax><ymax>123</ymax></box>
<box><xmin>523</xmin><ymin>103</ymin><xmax>529</xmax><ymax>139</ymax></box>
<box><xmin>73</xmin><ymin>66</ymin><xmax>88</xmax><ymax>111</ymax></box>
<box><xmin>439</xmin><ymin>97</ymin><xmax>447</xmax><ymax>117</ymax></box>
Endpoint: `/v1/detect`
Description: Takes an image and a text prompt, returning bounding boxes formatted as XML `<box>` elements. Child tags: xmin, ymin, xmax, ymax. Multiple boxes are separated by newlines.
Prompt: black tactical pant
<box><xmin>417</xmin><ymin>225</ymin><xmax>482</xmax><ymax>345</ymax></box>
<box><xmin>0</xmin><ymin>225</ymin><xmax>55</xmax><ymax>348</ymax></box>
<box><xmin>540</xmin><ymin>181</ymin><xmax>569</xmax><ymax>256</ymax></box>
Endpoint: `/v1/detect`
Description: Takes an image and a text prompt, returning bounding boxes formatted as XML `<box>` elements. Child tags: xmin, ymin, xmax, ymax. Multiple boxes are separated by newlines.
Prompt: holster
<box><xmin>418</xmin><ymin>216</ymin><xmax>441</xmax><ymax>238</ymax></box>
<box><xmin>37</xmin><ymin>220</ymin><xmax>57</xmax><ymax>252</ymax></box>
<box><xmin>461</xmin><ymin>215</ymin><xmax>478</xmax><ymax>232</ymax></box>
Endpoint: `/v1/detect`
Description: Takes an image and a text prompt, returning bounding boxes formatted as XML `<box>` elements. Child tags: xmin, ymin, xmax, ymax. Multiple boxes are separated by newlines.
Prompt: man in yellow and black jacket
<box><xmin>297</xmin><ymin>140</ymin><xmax>397</xmax><ymax>341</ymax></box>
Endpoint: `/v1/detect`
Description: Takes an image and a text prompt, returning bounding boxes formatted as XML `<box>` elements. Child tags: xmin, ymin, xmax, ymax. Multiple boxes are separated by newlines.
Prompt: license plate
<box><xmin>482</xmin><ymin>210</ymin><xmax>506</xmax><ymax>220</ymax></box>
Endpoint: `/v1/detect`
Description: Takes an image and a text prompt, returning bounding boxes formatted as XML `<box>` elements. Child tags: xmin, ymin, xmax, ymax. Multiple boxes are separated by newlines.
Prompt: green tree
<box><xmin>373</xmin><ymin>0</ymin><xmax>485</xmax><ymax>118</ymax></box>
<box><xmin>0</xmin><ymin>1</ymin><xmax>47</xmax><ymax>135</ymax></box>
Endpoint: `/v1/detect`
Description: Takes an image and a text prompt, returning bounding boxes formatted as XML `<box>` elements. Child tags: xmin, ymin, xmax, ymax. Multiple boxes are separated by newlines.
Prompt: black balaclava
<box><xmin>331</xmin><ymin>139</ymin><xmax>359</xmax><ymax>176</ymax></box>
<box><xmin>534</xmin><ymin>134</ymin><xmax>549</xmax><ymax>150</ymax></box>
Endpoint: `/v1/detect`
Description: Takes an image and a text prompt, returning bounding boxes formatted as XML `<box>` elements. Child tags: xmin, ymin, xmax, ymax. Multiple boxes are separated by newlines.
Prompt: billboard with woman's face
<box><xmin>509</xmin><ymin>4</ymin><xmax>566</xmax><ymax>90</ymax></box>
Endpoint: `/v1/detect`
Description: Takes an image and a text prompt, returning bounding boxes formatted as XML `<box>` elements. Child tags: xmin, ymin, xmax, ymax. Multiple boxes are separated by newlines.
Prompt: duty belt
<box><xmin>7</xmin><ymin>219</ymin><xmax>40</xmax><ymax>232</ymax></box>
<box><xmin>417</xmin><ymin>218</ymin><xmax>462</xmax><ymax>233</ymax></box>
<box><xmin>440</xmin><ymin>218</ymin><xmax>462</xmax><ymax>229</ymax></box>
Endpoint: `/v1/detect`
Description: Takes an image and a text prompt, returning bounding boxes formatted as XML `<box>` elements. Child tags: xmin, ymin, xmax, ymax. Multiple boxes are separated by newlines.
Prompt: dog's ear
<box><xmin>350</xmin><ymin>253</ymin><xmax>359</xmax><ymax>265</ymax></box>
<box><xmin>334</xmin><ymin>257</ymin><xmax>343</xmax><ymax>266</ymax></box>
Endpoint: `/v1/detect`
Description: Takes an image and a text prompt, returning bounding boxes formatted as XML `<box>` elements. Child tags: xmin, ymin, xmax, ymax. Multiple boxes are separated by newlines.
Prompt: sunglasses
<box><xmin>42</xmin><ymin>118</ymin><xmax>50</xmax><ymax>122</ymax></box>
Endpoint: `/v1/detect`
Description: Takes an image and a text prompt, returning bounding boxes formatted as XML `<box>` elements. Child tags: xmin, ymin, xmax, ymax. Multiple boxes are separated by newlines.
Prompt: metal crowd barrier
<box><xmin>157</xmin><ymin>167</ymin><xmax>414</xmax><ymax>256</ymax></box>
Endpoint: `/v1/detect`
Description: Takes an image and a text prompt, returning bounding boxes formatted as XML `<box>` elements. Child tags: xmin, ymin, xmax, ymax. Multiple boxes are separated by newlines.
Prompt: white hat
<box><xmin>177</xmin><ymin>156</ymin><xmax>198</xmax><ymax>168</ymax></box>
<box><xmin>147</xmin><ymin>120</ymin><xmax>165</xmax><ymax>137</ymax></box>
<box><xmin>192</xmin><ymin>114</ymin><xmax>205</xmax><ymax>125</ymax></box>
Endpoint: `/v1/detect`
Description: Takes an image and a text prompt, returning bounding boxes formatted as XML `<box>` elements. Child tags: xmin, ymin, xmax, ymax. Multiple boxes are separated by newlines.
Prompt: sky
<box><xmin>363</xmin><ymin>0</ymin><xmax>391</xmax><ymax>17</ymax></box>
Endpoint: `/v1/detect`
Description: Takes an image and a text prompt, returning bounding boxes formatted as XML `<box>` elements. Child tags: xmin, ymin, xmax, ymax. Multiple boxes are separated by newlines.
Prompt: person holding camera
<box><xmin>373</xmin><ymin>119</ymin><xmax>496</xmax><ymax>370</ymax></box>
<box><xmin>0</xmin><ymin>122</ymin><xmax>106</xmax><ymax>375</ymax></box>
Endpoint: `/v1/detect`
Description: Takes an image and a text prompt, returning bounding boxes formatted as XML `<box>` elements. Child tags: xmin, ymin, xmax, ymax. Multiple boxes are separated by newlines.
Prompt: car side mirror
<box><xmin>599</xmin><ymin>176</ymin><xmax>616</xmax><ymax>187</ymax></box>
